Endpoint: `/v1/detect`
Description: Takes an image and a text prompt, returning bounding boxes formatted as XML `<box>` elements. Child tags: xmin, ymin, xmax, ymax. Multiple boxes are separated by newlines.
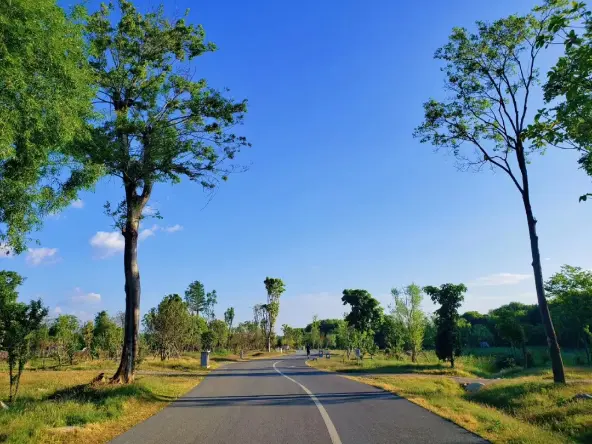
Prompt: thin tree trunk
<box><xmin>112</xmin><ymin>213</ymin><xmax>141</xmax><ymax>384</ymax></box>
<box><xmin>267</xmin><ymin>335</ymin><xmax>271</xmax><ymax>353</ymax></box>
<box><xmin>517</xmin><ymin>145</ymin><xmax>566</xmax><ymax>383</ymax></box>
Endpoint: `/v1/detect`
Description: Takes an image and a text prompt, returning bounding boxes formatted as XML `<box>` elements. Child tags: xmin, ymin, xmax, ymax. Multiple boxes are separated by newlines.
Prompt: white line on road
<box><xmin>273</xmin><ymin>361</ymin><xmax>342</xmax><ymax>444</ymax></box>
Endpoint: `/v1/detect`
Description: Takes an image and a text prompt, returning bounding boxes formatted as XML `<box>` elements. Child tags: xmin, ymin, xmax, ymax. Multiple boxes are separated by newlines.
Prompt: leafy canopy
<box><xmin>0</xmin><ymin>0</ymin><xmax>99</xmax><ymax>251</ymax></box>
<box><xmin>81</xmin><ymin>0</ymin><xmax>249</xmax><ymax>228</ymax></box>
<box><xmin>341</xmin><ymin>289</ymin><xmax>383</xmax><ymax>333</ymax></box>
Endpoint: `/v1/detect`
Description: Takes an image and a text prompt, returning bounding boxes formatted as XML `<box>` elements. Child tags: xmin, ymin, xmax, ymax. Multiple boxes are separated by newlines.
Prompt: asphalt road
<box><xmin>111</xmin><ymin>353</ymin><xmax>487</xmax><ymax>444</ymax></box>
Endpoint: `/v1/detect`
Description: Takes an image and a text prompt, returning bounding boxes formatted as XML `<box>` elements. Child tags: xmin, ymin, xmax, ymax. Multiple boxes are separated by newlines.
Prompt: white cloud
<box><xmin>26</xmin><ymin>247</ymin><xmax>59</xmax><ymax>266</ymax></box>
<box><xmin>91</xmin><ymin>221</ymin><xmax>182</xmax><ymax>258</ymax></box>
<box><xmin>70</xmin><ymin>291</ymin><xmax>101</xmax><ymax>304</ymax></box>
<box><xmin>164</xmin><ymin>224</ymin><xmax>183</xmax><ymax>233</ymax></box>
<box><xmin>468</xmin><ymin>272</ymin><xmax>532</xmax><ymax>287</ymax></box>
<box><xmin>90</xmin><ymin>231</ymin><xmax>125</xmax><ymax>257</ymax></box>
<box><xmin>139</xmin><ymin>224</ymin><xmax>159</xmax><ymax>241</ymax></box>
<box><xmin>0</xmin><ymin>244</ymin><xmax>14</xmax><ymax>258</ymax></box>
<box><xmin>544</xmin><ymin>257</ymin><xmax>551</xmax><ymax>261</ymax></box>
<box><xmin>71</xmin><ymin>199</ymin><xmax>84</xmax><ymax>209</ymax></box>
<box><xmin>53</xmin><ymin>306</ymin><xmax>62</xmax><ymax>314</ymax></box>
<box><xmin>142</xmin><ymin>205</ymin><xmax>158</xmax><ymax>217</ymax></box>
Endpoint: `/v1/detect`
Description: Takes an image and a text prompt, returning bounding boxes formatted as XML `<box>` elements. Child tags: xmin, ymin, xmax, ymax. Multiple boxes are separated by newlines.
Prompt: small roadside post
<box><xmin>201</xmin><ymin>349</ymin><xmax>210</xmax><ymax>369</ymax></box>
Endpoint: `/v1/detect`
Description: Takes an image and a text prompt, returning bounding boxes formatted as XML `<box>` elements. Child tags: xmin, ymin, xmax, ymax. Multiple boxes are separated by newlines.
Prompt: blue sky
<box><xmin>6</xmin><ymin>0</ymin><xmax>592</xmax><ymax>327</ymax></box>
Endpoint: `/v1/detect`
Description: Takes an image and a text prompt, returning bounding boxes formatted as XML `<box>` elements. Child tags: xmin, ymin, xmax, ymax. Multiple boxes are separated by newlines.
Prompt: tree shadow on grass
<box><xmin>46</xmin><ymin>380</ymin><xmax>159</xmax><ymax>405</ymax></box>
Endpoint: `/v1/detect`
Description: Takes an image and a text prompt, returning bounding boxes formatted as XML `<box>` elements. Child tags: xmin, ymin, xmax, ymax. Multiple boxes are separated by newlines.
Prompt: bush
<box><xmin>494</xmin><ymin>355</ymin><xmax>517</xmax><ymax>371</ymax></box>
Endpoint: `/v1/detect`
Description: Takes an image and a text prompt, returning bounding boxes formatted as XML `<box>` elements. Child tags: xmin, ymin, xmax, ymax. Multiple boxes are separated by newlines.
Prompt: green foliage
<box><xmin>0</xmin><ymin>0</ymin><xmax>100</xmax><ymax>252</ymax></box>
<box><xmin>546</xmin><ymin>265</ymin><xmax>592</xmax><ymax>364</ymax></box>
<box><xmin>92</xmin><ymin>311</ymin><xmax>122</xmax><ymax>359</ymax></box>
<box><xmin>208</xmin><ymin>319</ymin><xmax>228</xmax><ymax>350</ymax></box>
<box><xmin>81</xmin><ymin>321</ymin><xmax>94</xmax><ymax>353</ymax></box>
<box><xmin>224</xmin><ymin>307</ymin><xmax>235</xmax><ymax>330</ymax></box>
<box><xmin>262</xmin><ymin>277</ymin><xmax>285</xmax><ymax>350</ymax></box>
<box><xmin>49</xmin><ymin>315</ymin><xmax>80</xmax><ymax>366</ymax></box>
<box><xmin>309</xmin><ymin>315</ymin><xmax>321</xmax><ymax>348</ymax></box>
<box><xmin>425</xmin><ymin>283</ymin><xmax>467</xmax><ymax>368</ymax></box>
<box><xmin>391</xmin><ymin>284</ymin><xmax>427</xmax><ymax>362</ymax></box>
<box><xmin>414</xmin><ymin>0</ymin><xmax>567</xmax><ymax>383</ymax></box>
<box><xmin>341</xmin><ymin>289</ymin><xmax>383</xmax><ymax>334</ymax></box>
<box><xmin>184</xmin><ymin>281</ymin><xmax>217</xmax><ymax>319</ymax></box>
<box><xmin>143</xmin><ymin>294</ymin><xmax>191</xmax><ymax>360</ymax></box>
<box><xmin>80</xmin><ymin>0</ymin><xmax>249</xmax><ymax>378</ymax></box>
<box><xmin>531</xmin><ymin>2</ymin><xmax>592</xmax><ymax>201</ymax></box>
<box><xmin>0</xmin><ymin>271</ymin><xmax>47</xmax><ymax>401</ymax></box>
<box><xmin>201</xmin><ymin>330</ymin><xmax>215</xmax><ymax>351</ymax></box>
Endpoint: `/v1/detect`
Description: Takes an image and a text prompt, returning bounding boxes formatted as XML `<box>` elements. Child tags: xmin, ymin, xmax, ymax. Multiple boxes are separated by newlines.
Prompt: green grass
<box><xmin>0</xmin><ymin>369</ymin><xmax>204</xmax><ymax>444</ymax></box>
<box><xmin>310</xmin><ymin>348</ymin><xmax>592</xmax><ymax>379</ymax></box>
<box><xmin>350</xmin><ymin>374</ymin><xmax>592</xmax><ymax>443</ymax></box>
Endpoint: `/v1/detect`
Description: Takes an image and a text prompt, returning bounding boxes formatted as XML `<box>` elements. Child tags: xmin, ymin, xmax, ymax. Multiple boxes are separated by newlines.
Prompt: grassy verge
<box><xmin>347</xmin><ymin>374</ymin><xmax>592</xmax><ymax>443</ymax></box>
<box><xmin>0</xmin><ymin>355</ymin><xmax>218</xmax><ymax>444</ymax></box>
<box><xmin>309</xmin><ymin>349</ymin><xmax>592</xmax><ymax>380</ymax></box>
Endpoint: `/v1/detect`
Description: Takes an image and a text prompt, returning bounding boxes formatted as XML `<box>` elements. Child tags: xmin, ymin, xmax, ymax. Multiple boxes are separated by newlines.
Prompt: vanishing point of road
<box><xmin>111</xmin><ymin>352</ymin><xmax>487</xmax><ymax>444</ymax></box>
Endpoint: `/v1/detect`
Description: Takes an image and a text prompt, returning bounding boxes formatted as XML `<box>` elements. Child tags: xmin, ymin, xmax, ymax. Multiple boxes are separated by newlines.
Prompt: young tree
<box><xmin>82</xmin><ymin>321</ymin><xmax>94</xmax><ymax>358</ymax></box>
<box><xmin>224</xmin><ymin>307</ymin><xmax>235</xmax><ymax>331</ymax></box>
<box><xmin>50</xmin><ymin>315</ymin><xmax>80</xmax><ymax>365</ymax></box>
<box><xmin>0</xmin><ymin>271</ymin><xmax>47</xmax><ymax>402</ymax></box>
<box><xmin>263</xmin><ymin>277</ymin><xmax>286</xmax><ymax>352</ymax></box>
<box><xmin>185</xmin><ymin>281</ymin><xmax>217</xmax><ymax>319</ymax></box>
<box><xmin>143</xmin><ymin>294</ymin><xmax>191</xmax><ymax>360</ymax></box>
<box><xmin>209</xmin><ymin>319</ymin><xmax>229</xmax><ymax>350</ymax></box>
<box><xmin>310</xmin><ymin>315</ymin><xmax>321</xmax><ymax>349</ymax></box>
<box><xmin>93</xmin><ymin>311</ymin><xmax>122</xmax><ymax>359</ymax></box>
<box><xmin>82</xmin><ymin>1</ymin><xmax>249</xmax><ymax>383</ymax></box>
<box><xmin>491</xmin><ymin>305</ymin><xmax>530</xmax><ymax>367</ymax></box>
<box><xmin>414</xmin><ymin>8</ymin><xmax>566</xmax><ymax>382</ymax></box>
<box><xmin>424</xmin><ymin>284</ymin><xmax>466</xmax><ymax>368</ymax></box>
<box><xmin>391</xmin><ymin>284</ymin><xmax>427</xmax><ymax>362</ymax></box>
<box><xmin>0</xmin><ymin>0</ymin><xmax>99</xmax><ymax>253</ymax></box>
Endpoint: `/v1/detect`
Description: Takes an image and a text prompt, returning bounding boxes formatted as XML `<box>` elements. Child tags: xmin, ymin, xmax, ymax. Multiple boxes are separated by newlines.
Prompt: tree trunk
<box><xmin>267</xmin><ymin>335</ymin><xmax>271</xmax><ymax>353</ymax></box>
<box><xmin>450</xmin><ymin>353</ymin><xmax>455</xmax><ymax>369</ymax></box>
<box><xmin>522</xmin><ymin>343</ymin><xmax>528</xmax><ymax>369</ymax></box>
<box><xmin>517</xmin><ymin>146</ymin><xmax>566</xmax><ymax>383</ymax></box>
<box><xmin>112</xmin><ymin>214</ymin><xmax>141</xmax><ymax>384</ymax></box>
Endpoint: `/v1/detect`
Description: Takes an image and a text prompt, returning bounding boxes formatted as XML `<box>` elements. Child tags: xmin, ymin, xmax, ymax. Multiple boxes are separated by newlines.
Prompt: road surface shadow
<box><xmin>166</xmin><ymin>391</ymin><xmax>398</xmax><ymax>407</ymax></box>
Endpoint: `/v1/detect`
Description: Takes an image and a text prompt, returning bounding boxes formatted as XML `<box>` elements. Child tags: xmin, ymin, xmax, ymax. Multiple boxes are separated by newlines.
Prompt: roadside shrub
<box><xmin>494</xmin><ymin>355</ymin><xmax>517</xmax><ymax>371</ymax></box>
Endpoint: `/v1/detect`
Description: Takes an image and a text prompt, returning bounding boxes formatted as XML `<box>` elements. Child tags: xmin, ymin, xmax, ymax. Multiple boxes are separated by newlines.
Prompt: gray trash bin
<box><xmin>201</xmin><ymin>350</ymin><xmax>210</xmax><ymax>368</ymax></box>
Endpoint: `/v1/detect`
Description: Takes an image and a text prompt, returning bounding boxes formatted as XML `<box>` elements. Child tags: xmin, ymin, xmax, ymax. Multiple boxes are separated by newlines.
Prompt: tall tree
<box><xmin>263</xmin><ymin>277</ymin><xmax>285</xmax><ymax>352</ymax></box>
<box><xmin>82</xmin><ymin>1</ymin><xmax>249</xmax><ymax>383</ymax></box>
<box><xmin>424</xmin><ymin>284</ymin><xmax>466</xmax><ymax>368</ymax></box>
<box><xmin>185</xmin><ymin>281</ymin><xmax>217</xmax><ymax>318</ymax></box>
<box><xmin>391</xmin><ymin>284</ymin><xmax>427</xmax><ymax>362</ymax></box>
<box><xmin>414</xmin><ymin>8</ymin><xmax>566</xmax><ymax>382</ymax></box>
<box><xmin>0</xmin><ymin>271</ymin><xmax>47</xmax><ymax>402</ymax></box>
<box><xmin>0</xmin><ymin>0</ymin><xmax>99</xmax><ymax>252</ymax></box>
